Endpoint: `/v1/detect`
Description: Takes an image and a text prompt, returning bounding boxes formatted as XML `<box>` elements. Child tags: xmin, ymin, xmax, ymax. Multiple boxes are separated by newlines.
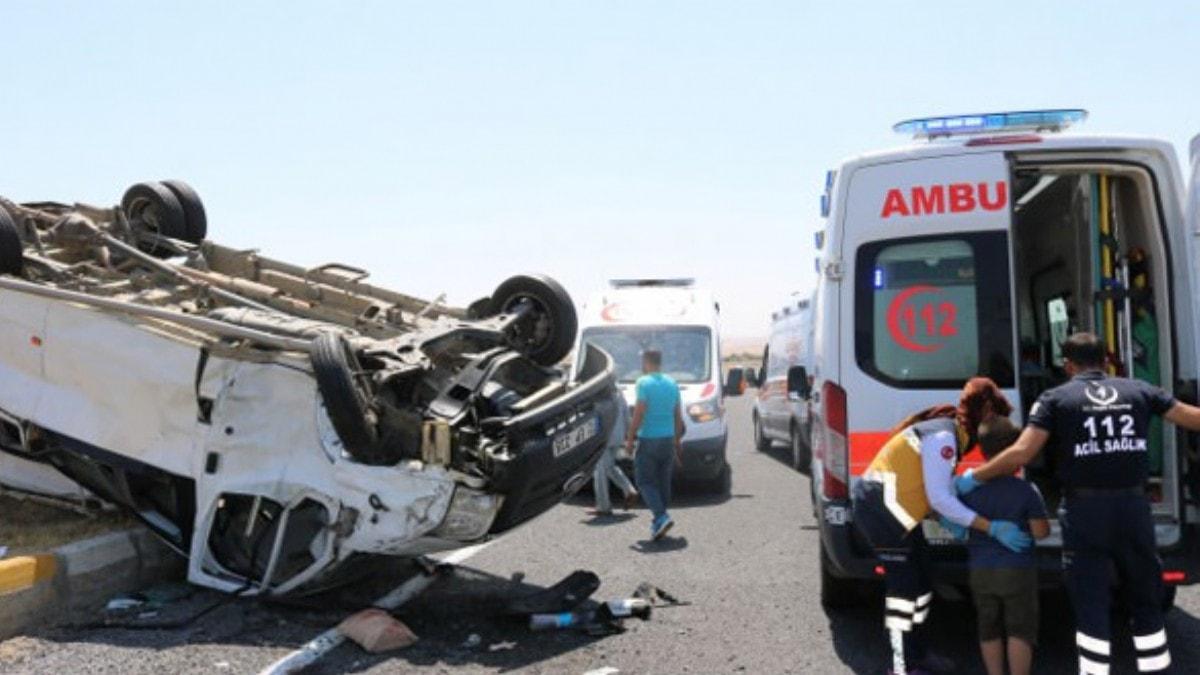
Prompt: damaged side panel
<box><xmin>0</xmin><ymin>184</ymin><xmax>618</xmax><ymax>596</ymax></box>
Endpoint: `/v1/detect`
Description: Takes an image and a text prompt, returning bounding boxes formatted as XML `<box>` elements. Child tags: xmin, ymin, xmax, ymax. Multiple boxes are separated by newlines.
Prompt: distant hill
<box><xmin>721</xmin><ymin>335</ymin><xmax>766</xmax><ymax>363</ymax></box>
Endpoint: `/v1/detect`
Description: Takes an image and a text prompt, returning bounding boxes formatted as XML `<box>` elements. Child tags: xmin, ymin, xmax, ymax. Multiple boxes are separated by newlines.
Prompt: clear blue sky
<box><xmin>4</xmin><ymin>1</ymin><xmax>1198</xmax><ymax>337</ymax></box>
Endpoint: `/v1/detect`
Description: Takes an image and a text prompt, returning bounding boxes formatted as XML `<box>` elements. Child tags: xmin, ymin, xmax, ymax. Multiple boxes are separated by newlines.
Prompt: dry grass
<box><xmin>0</xmin><ymin>494</ymin><xmax>133</xmax><ymax>558</ymax></box>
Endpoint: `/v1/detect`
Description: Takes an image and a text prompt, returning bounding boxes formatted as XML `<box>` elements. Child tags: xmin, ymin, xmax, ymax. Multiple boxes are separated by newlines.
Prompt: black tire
<box><xmin>488</xmin><ymin>274</ymin><xmax>577</xmax><ymax>366</ymax></box>
<box><xmin>713</xmin><ymin>462</ymin><xmax>732</xmax><ymax>495</ymax></box>
<box><xmin>310</xmin><ymin>333</ymin><xmax>384</xmax><ymax>463</ymax></box>
<box><xmin>791</xmin><ymin>423</ymin><xmax>811</xmax><ymax>473</ymax></box>
<box><xmin>161</xmin><ymin>179</ymin><xmax>207</xmax><ymax>242</ymax></box>
<box><xmin>753</xmin><ymin>413</ymin><xmax>771</xmax><ymax>452</ymax></box>
<box><xmin>0</xmin><ymin>206</ymin><xmax>23</xmax><ymax>276</ymax></box>
<box><xmin>820</xmin><ymin>545</ymin><xmax>870</xmax><ymax>609</ymax></box>
<box><xmin>122</xmin><ymin>182</ymin><xmax>190</xmax><ymax>256</ymax></box>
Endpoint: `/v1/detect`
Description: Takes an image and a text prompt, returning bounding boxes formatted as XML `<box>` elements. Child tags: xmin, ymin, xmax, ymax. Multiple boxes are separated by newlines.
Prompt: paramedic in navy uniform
<box><xmin>958</xmin><ymin>333</ymin><xmax>1200</xmax><ymax>675</ymax></box>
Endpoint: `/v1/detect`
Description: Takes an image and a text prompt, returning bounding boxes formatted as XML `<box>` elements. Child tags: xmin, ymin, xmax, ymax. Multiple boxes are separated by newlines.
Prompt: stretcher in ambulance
<box><xmin>810</xmin><ymin>110</ymin><xmax>1200</xmax><ymax>607</ymax></box>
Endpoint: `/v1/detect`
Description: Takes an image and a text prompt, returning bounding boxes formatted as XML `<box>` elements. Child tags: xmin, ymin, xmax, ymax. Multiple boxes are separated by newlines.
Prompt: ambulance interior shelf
<box><xmin>1010</xmin><ymin>164</ymin><xmax>1172</xmax><ymax>512</ymax></box>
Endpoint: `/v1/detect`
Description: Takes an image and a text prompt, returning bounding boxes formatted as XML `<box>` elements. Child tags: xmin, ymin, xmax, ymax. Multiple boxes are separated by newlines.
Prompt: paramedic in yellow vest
<box><xmin>851</xmin><ymin>377</ymin><xmax>1032</xmax><ymax>675</ymax></box>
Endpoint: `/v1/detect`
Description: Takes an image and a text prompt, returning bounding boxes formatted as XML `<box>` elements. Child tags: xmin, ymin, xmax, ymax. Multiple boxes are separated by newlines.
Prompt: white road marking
<box><xmin>256</xmin><ymin>543</ymin><xmax>490</xmax><ymax>675</ymax></box>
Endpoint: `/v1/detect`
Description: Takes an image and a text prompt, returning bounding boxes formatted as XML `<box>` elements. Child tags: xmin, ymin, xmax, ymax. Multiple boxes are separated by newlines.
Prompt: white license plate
<box><xmin>552</xmin><ymin>416</ymin><xmax>599</xmax><ymax>457</ymax></box>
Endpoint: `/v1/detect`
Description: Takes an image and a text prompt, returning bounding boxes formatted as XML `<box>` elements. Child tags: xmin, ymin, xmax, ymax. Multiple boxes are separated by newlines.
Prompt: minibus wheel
<box><xmin>310</xmin><ymin>332</ymin><xmax>385</xmax><ymax>463</ymax></box>
<box><xmin>161</xmin><ymin>179</ymin><xmax>207</xmax><ymax>242</ymax></box>
<box><xmin>121</xmin><ymin>181</ymin><xmax>191</xmax><ymax>256</ymax></box>
<box><xmin>489</xmin><ymin>274</ymin><xmax>577</xmax><ymax>367</ymax></box>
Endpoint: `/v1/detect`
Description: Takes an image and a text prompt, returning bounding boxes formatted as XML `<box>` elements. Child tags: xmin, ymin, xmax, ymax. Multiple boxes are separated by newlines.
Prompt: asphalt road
<box><xmin>5</xmin><ymin>394</ymin><xmax>1200</xmax><ymax>674</ymax></box>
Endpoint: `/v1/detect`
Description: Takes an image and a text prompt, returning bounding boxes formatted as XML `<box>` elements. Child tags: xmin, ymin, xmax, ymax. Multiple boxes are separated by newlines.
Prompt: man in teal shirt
<box><xmin>623</xmin><ymin>349</ymin><xmax>684</xmax><ymax>540</ymax></box>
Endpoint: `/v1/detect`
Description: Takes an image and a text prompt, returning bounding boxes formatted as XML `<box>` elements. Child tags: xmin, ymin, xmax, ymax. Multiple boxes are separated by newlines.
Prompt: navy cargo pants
<box><xmin>852</xmin><ymin>479</ymin><xmax>933</xmax><ymax>674</ymax></box>
<box><xmin>1061</xmin><ymin>492</ymin><xmax>1171</xmax><ymax>674</ymax></box>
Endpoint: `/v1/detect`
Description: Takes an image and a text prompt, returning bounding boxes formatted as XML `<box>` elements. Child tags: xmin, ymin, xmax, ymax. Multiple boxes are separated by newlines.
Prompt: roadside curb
<box><xmin>0</xmin><ymin>528</ymin><xmax>184</xmax><ymax>640</ymax></box>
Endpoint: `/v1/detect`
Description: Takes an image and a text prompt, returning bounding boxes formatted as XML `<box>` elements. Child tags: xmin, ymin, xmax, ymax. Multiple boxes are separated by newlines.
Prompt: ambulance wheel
<box><xmin>0</xmin><ymin>205</ymin><xmax>23</xmax><ymax>276</ymax></box>
<box><xmin>489</xmin><ymin>274</ymin><xmax>577</xmax><ymax>367</ymax></box>
<box><xmin>753</xmin><ymin>413</ymin><xmax>771</xmax><ymax>452</ymax></box>
<box><xmin>706</xmin><ymin>462</ymin><xmax>732</xmax><ymax>495</ymax></box>
<box><xmin>820</xmin><ymin>546</ymin><xmax>869</xmax><ymax>609</ymax></box>
<box><xmin>790</xmin><ymin>422</ymin><xmax>811</xmax><ymax>474</ymax></box>
<box><xmin>310</xmin><ymin>333</ymin><xmax>386</xmax><ymax>464</ymax></box>
<box><xmin>160</xmin><ymin>179</ymin><xmax>207</xmax><ymax>242</ymax></box>
<box><xmin>121</xmin><ymin>182</ymin><xmax>191</xmax><ymax>256</ymax></box>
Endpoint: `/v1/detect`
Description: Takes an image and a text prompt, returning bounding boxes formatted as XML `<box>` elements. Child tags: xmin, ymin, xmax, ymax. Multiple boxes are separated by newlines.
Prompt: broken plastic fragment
<box><xmin>338</xmin><ymin>608</ymin><xmax>418</xmax><ymax>653</ymax></box>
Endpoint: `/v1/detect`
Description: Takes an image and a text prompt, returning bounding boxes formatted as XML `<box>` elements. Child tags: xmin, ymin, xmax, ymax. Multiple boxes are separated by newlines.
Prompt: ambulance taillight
<box><xmin>821</xmin><ymin>381</ymin><xmax>849</xmax><ymax>500</ymax></box>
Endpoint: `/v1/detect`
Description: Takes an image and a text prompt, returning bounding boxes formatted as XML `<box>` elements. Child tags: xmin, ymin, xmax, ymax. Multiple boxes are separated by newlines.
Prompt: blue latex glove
<box><xmin>954</xmin><ymin>469</ymin><xmax>983</xmax><ymax>495</ymax></box>
<box><xmin>988</xmin><ymin>520</ymin><xmax>1033</xmax><ymax>553</ymax></box>
<box><xmin>937</xmin><ymin>516</ymin><xmax>969</xmax><ymax>542</ymax></box>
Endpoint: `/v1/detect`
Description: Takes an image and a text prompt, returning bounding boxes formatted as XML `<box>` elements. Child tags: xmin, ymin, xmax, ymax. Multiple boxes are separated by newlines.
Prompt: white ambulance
<box><xmin>575</xmin><ymin>279</ymin><xmax>730</xmax><ymax>493</ymax></box>
<box><xmin>752</xmin><ymin>292</ymin><xmax>816</xmax><ymax>472</ymax></box>
<box><xmin>811</xmin><ymin>110</ymin><xmax>1200</xmax><ymax>607</ymax></box>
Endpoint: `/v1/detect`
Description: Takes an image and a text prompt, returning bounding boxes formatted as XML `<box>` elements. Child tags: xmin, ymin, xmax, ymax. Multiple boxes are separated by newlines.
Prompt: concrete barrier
<box><xmin>0</xmin><ymin>528</ymin><xmax>184</xmax><ymax>639</ymax></box>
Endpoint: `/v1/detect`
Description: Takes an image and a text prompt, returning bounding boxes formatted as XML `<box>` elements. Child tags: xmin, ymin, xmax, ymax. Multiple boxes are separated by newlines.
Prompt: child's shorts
<box><xmin>969</xmin><ymin>567</ymin><xmax>1039</xmax><ymax>645</ymax></box>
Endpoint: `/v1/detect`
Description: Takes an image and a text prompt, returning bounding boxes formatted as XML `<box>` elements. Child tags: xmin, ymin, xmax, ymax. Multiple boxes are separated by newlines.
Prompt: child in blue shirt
<box><xmin>961</xmin><ymin>418</ymin><xmax>1050</xmax><ymax>675</ymax></box>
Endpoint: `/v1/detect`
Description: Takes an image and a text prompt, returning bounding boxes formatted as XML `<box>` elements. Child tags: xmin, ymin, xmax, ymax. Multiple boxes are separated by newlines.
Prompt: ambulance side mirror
<box><xmin>787</xmin><ymin>366</ymin><xmax>811</xmax><ymax>399</ymax></box>
<box><xmin>724</xmin><ymin>369</ymin><xmax>745</xmax><ymax>397</ymax></box>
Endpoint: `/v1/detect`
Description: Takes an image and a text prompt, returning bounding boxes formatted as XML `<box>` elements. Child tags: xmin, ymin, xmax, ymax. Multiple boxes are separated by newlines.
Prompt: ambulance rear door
<box><xmin>838</xmin><ymin>151</ymin><xmax>1018</xmax><ymax>484</ymax></box>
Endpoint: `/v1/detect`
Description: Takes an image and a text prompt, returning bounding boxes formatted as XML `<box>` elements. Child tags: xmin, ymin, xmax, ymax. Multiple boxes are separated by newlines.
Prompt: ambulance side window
<box><xmin>855</xmin><ymin>231</ymin><xmax>1014</xmax><ymax>389</ymax></box>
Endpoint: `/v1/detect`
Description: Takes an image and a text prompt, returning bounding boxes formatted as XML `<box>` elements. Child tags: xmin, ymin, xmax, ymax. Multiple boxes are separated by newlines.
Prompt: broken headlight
<box><xmin>430</xmin><ymin>486</ymin><xmax>503</xmax><ymax>541</ymax></box>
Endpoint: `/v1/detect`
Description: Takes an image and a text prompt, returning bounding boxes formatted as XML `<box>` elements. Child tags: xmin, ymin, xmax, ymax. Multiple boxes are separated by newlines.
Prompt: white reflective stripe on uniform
<box><xmin>912</xmin><ymin>607</ymin><xmax>929</xmax><ymax>624</ymax></box>
<box><xmin>1136</xmin><ymin>652</ymin><xmax>1171</xmax><ymax>672</ymax></box>
<box><xmin>885</xmin><ymin>615</ymin><xmax>913</xmax><ymax>631</ymax></box>
<box><xmin>880</xmin><ymin>471</ymin><xmax>917</xmax><ymax>531</ymax></box>
<box><xmin>1079</xmin><ymin>655</ymin><xmax>1110</xmax><ymax>675</ymax></box>
<box><xmin>915</xmin><ymin>592</ymin><xmax>932</xmax><ymax>608</ymax></box>
<box><xmin>889</xmin><ymin>628</ymin><xmax>907</xmax><ymax>675</ymax></box>
<box><xmin>1133</xmin><ymin>629</ymin><xmax>1167</xmax><ymax>651</ymax></box>
<box><xmin>1076</xmin><ymin>632</ymin><xmax>1111</xmax><ymax>656</ymax></box>
<box><xmin>885</xmin><ymin>596</ymin><xmax>916</xmax><ymax>613</ymax></box>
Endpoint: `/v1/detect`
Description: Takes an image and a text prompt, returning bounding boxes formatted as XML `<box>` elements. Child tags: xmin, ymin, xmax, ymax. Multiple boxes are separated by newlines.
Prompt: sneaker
<box><xmin>652</xmin><ymin>515</ymin><xmax>674</xmax><ymax>540</ymax></box>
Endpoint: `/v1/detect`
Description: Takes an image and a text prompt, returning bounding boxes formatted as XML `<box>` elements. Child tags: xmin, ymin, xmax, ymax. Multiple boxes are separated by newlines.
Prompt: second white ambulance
<box><xmin>575</xmin><ymin>279</ymin><xmax>730</xmax><ymax>493</ymax></box>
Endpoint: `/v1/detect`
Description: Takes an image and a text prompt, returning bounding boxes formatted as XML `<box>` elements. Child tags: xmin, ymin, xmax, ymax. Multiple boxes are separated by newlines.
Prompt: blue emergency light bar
<box><xmin>893</xmin><ymin>109</ymin><xmax>1087</xmax><ymax>138</ymax></box>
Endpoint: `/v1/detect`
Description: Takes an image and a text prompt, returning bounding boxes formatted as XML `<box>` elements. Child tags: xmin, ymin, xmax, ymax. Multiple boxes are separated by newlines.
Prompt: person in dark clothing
<box><xmin>961</xmin><ymin>418</ymin><xmax>1050</xmax><ymax>675</ymax></box>
<box><xmin>959</xmin><ymin>332</ymin><xmax>1200</xmax><ymax>674</ymax></box>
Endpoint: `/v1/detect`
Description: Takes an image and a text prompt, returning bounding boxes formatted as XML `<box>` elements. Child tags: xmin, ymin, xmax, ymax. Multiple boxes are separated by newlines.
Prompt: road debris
<box><xmin>462</xmin><ymin>633</ymin><xmax>482</xmax><ymax>649</ymax></box>
<box><xmin>104</xmin><ymin>581</ymin><xmax>196</xmax><ymax>614</ymax></box>
<box><xmin>104</xmin><ymin>597</ymin><xmax>143</xmax><ymax>612</ymax></box>
<box><xmin>257</xmin><ymin>544</ymin><xmax>486</xmax><ymax>675</ymax></box>
<box><xmin>338</xmin><ymin>609</ymin><xmax>418</xmax><ymax>654</ymax></box>
<box><xmin>583</xmin><ymin>668</ymin><xmax>621</xmax><ymax>675</ymax></box>
<box><xmin>597</xmin><ymin>598</ymin><xmax>652</xmax><ymax>620</ymax></box>
<box><xmin>633</xmin><ymin>582</ymin><xmax>690</xmax><ymax>608</ymax></box>
<box><xmin>504</xmin><ymin>570</ymin><xmax>600</xmax><ymax>615</ymax></box>
<box><xmin>488</xmin><ymin>640</ymin><xmax>517</xmax><ymax>652</ymax></box>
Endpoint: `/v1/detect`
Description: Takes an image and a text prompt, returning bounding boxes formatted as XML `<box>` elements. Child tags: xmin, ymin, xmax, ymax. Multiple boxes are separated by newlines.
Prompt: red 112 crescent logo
<box><xmin>886</xmin><ymin>285</ymin><xmax>959</xmax><ymax>353</ymax></box>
